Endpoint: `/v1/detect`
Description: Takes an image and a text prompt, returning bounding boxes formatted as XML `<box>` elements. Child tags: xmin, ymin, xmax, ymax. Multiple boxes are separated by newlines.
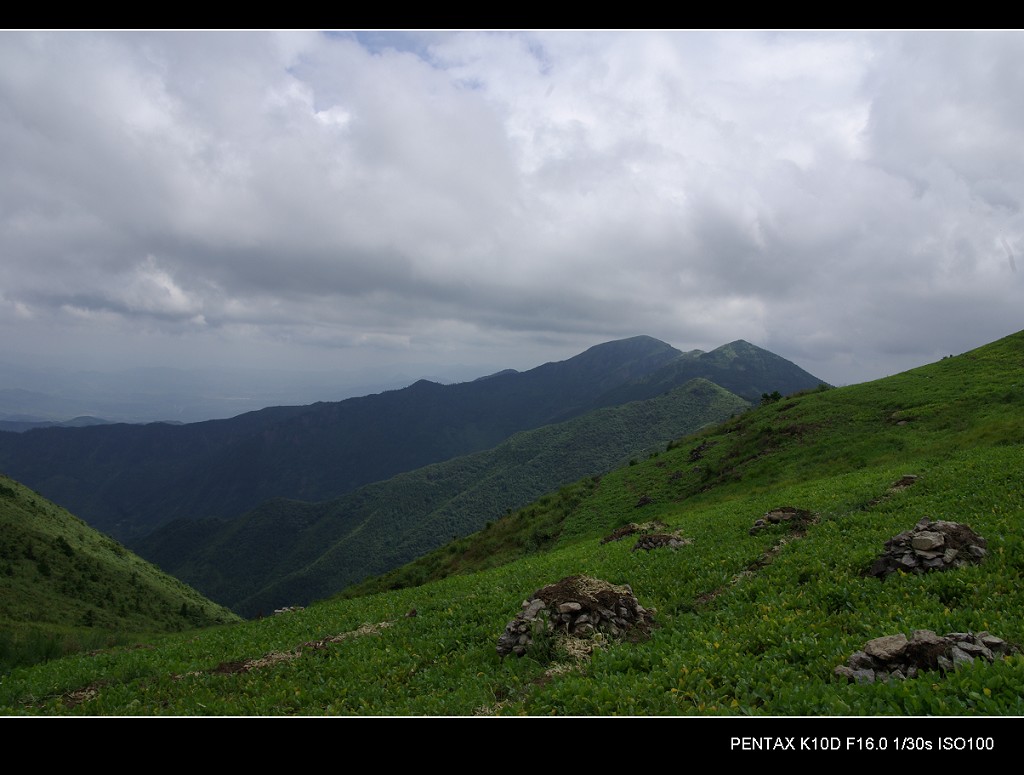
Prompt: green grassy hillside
<box><xmin>0</xmin><ymin>476</ymin><xmax>241</xmax><ymax>674</ymax></box>
<box><xmin>1</xmin><ymin>330</ymin><xmax>1022</xmax><ymax>716</ymax></box>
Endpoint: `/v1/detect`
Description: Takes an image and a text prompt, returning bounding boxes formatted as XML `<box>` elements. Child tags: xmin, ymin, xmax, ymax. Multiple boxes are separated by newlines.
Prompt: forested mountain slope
<box><xmin>0</xmin><ymin>336</ymin><xmax>822</xmax><ymax>542</ymax></box>
<box><xmin>138</xmin><ymin>378</ymin><xmax>749</xmax><ymax>616</ymax></box>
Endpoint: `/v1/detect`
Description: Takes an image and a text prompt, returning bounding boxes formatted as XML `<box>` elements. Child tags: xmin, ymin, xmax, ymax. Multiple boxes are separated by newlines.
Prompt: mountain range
<box><xmin>0</xmin><ymin>336</ymin><xmax>824</xmax><ymax>544</ymax></box>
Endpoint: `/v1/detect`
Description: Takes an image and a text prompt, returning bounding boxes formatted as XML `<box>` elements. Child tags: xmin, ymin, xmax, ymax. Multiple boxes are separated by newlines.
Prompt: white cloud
<box><xmin>118</xmin><ymin>255</ymin><xmax>204</xmax><ymax>318</ymax></box>
<box><xmin>1</xmin><ymin>30</ymin><xmax>1022</xmax><ymax>392</ymax></box>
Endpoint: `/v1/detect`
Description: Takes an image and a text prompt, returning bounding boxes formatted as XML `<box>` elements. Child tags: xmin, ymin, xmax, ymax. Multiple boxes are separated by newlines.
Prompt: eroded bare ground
<box><xmin>47</xmin><ymin>619</ymin><xmax>397</xmax><ymax>710</ymax></box>
<box><xmin>208</xmin><ymin>620</ymin><xmax>395</xmax><ymax>675</ymax></box>
<box><xmin>695</xmin><ymin>510</ymin><xmax>820</xmax><ymax>607</ymax></box>
<box><xmin>59</xmin><ymin>681</ymin><xmax>107</xmax><ymax>709</ymax></box>
<box><xmin>863</xmin><ymin>474</ymin><xmax>921</xmax><ymax>508</ymax></box>
<box><xmin>474</xmin><ymin>638</ymin><xmax>592</xmax><ymax>716</ymax></box>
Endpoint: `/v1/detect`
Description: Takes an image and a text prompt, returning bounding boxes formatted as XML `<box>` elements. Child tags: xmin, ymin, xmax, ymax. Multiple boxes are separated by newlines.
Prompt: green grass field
<box><xmin>1</xmin><ymin>331</ymin><xmax>1022</xmax><ymax>716</ymax></box>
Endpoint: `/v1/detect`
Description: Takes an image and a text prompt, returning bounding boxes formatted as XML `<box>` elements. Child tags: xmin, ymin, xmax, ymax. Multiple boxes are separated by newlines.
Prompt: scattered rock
<box><xmin>749</xmin><ymin>506</ymin><xmax>815</xmax><ymax>535</ymax></box>
<box><xmin>496</xmin><ymin>575</ymin><xmax>655</xmax><ymax>659</ymax></box>
<box><xmin>864</xmin><ymin>517</ymin><xmax>987</xmax><ymax>579</ymax></box>
<box><xmin>688</xmin><ymin>440</ymin><xmax>716</xmax><ymax>462</ymax></box>
<box><xmin>834</xmin><ymin>630</ymin><xmax>1017</xmax><ymax>684</ymax></box>
<box><xmin>214</xmin><ymin>651</ymin><xmax>296</xmax><ymax>674</ymax></box>
<box><xmin>634</xmin><ymin>494</ymin><xmax>654</xmax><ymax>508</ymax></box>
<box><xmin>632</xmin><ymin>533</ymin><xmax>692</xmax><ymax>552</ymax></box>
<box><xmin>889</xmin><ymin>474</ymin><xmax>920</xmax><ymax>492</ymax></box>
<box><xmin>600</xmin><ymin>521</ymin><xmax>667</xmax><ymax>544</ymax></box>
<box><xmin>59</xmin><ymin>681</ymin><xmax>107</xmax><ymax>709</ymax></box>
<box><xmin>272</xmin><ymin>606</ymin><xmax>304</xmax><ymax>615</ymax></box>
<box><xmin>863</xmin><ymin>475</ymin><xmax>922</xmax><ymax>509</ymax></box>
<box><xmin>864</xmin><ymin>633</ymin><xmax>908</xmax><ymax>661</ymax></box>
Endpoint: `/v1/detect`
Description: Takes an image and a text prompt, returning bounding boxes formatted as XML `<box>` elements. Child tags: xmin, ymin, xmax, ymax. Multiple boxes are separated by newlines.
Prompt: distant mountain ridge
<box><xmin>588</xmin><ymin>339</ymin><xmax>827</xmax><ymax>409</ymax></box>
<box><xmin>0</xmin><ymin>336</ymin><xmax>825</xmax><ymax>542</ymax></box>
<box><xmin>0</xmin><ymin>416</ymin><xmax>114</xmax><ymax>433</ymax></box>
<box><xmin>135</xmin><ymin>377</ymin><xmax>750</xmax><ymax>616</ymax></box>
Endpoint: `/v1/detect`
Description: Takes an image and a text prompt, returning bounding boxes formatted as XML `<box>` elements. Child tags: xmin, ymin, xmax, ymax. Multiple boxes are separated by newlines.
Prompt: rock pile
<box><xmin>632</xmin><ymin>533</ymin><xmax>692</xmax><ymax>552</ymax></box>
<box><xmin>749</xmin><ymin>506</ymin><xmax>815</xmax><ymax>535</ymax></box>
<box><xmin>688</xmin><ymin>440</ymin><xmax>715</xmax><ymax>462</ymax></box>
<box><xmin>865</xmin><ymin>517</ymin><xmax>987</xmax><ymax>579</ymax></box>
<box><xmin>600</xmin><ymin>521</ymin><xmax>666</xmax><ymax>544</ymax></box>
<box><xmin>834</xmin><ymin>630</ymin><xmax>1017</xmax><ymax>684</ymax></box>
<box><xmin>496</xmin><ymin>575</ymin><xmax>655</xmax><ymax>659</ymax></box>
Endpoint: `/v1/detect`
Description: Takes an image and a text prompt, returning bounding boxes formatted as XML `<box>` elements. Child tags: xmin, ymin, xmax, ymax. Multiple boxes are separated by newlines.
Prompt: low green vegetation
<box><xmin>1</xmin><ymin>331</ymin><xmax>1022</xmax><ymax>715</ymax></box>
<box><xmin>0</xmin><ymin>476</ymin><xmax>240</xmax><ymax>674</ymax></box>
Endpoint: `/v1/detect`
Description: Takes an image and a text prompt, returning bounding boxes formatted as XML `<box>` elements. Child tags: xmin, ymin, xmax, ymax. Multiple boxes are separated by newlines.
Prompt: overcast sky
<box><xmin>2</xmin><ymin>30</ymin><xmax>1022</xmax><ymax>391</ymax></box>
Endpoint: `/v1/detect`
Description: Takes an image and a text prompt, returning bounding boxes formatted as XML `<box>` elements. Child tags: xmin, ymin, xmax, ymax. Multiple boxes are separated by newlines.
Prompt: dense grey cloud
<box><xmin>1</xmin><ymin>30</ymin><xmax>1021</xmax><ymax>396</ymax></box>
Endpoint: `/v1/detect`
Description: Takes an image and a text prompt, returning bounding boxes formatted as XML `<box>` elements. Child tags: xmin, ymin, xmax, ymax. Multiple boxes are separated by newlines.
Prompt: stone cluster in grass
<box><xmin>834</xmin><ymin>630</ymin><xmax>1017</xmax><ymax>684</ymax></box>
<box><xmin>496</xmin><ymin>575</ymin><xmax>655</xmax><ymax>659</ymax></box>
<box><xmin>865</xmin><ymin>517</ymin><xmax>987</xmax><ymax>579</ymax></box>
<box><xmin>600</xmin><ymin>521</ymin><xmax>666</xmax><ymax>544</ymax></box>
<box><xmin>748</xmin><ymin>506</ymin><xmax>815</xmax><ymax>535</ymax></box>
<box><xmin>631</xmin><ymin>533</ymin><xmax>692</xmax><ymax>552</ymax></box>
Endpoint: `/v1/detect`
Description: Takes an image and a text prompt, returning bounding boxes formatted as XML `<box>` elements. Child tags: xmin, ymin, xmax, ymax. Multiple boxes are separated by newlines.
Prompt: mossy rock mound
<box><xmin>600</xmin><ymin>520</ymin><xmax>667</xmax><ymax>544</ymax></box>
<box><xmin>632</xmin><ymin>533</ymin><xmax>691</xmax><ymax>552</ymax></box>
<box><xmin>496</xmin><ymin>575</ymin><xmax>655</xmax><ymax>659</ymax></box>
<box><xmin>834</xmin><ymin>629</ymin><xmax>1017</xmax><ymax>684</ymax></box>
<box><xmin>749</xmin><ymin>506</ymin><xmax>815</xmax><ymax>535</ymax></box>
<box><xmin>865</xmin><ymin>517</ymin><xmax>987</xmax><ymax>579</ymax></box>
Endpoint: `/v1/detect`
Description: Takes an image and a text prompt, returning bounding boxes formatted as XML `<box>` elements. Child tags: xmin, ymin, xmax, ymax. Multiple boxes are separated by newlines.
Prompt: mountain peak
<box><xmin>567</xmin><ymin>335</ymin><xmax>680</xmax><ymax>365</ymax></box>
